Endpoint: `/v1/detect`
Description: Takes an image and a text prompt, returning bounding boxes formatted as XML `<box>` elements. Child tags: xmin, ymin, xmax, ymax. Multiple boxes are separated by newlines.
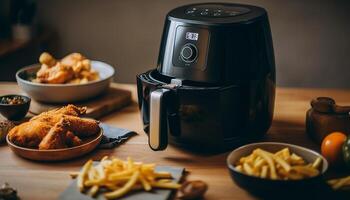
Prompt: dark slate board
<box><xmin>59</xmin><ymin>166</ymin><xmax>184</xmax><ymax>200</ymax></box>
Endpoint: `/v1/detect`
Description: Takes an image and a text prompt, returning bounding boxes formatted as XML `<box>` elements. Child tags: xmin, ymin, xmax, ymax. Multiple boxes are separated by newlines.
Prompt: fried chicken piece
<box><xmin>61</xmin><ymin>53</ymin><xmax>95</xmax><ymax>81</ymax></box>
<box><xmin>34</xmin><ymin>52</ymin><xmax>99</xmax><ymax>84</ymax></box>
<box><xmin>38</xmin><ymin>116</ymin><xmax>97</xmax><ymax>150</ymax></box>
<box><xmin>48</xmin><ymin>64</ymin><xmax>74</xmax><ymax>84</ymax></box>
<box><xmin>35</xmin><ymin>64</ymin><xmax>51</xmax><ymax>81</ymax></box>
<box><xmin>35</xmin><ymin>53</ymin><xmax>57</xmax><ymax>81</ymax></box>
<box><xmin>8</xmin><ymin>120</ymin><xmax>52</xmax><ymax>148</ymax></box>
<box><xmin>9</xmin><ymin>105</ymin><xmax>88</xmax><ymax>148</ymax></box>
<box><xmin>63</xmin><ymin>115</ymin><xmax>100</xmax><ymax>137</ymax></box>
<box><xmin>61</xmin><ymin>53</ymin><xmax>85</xmax><ymax>67</ymax></box>
<box><xmin>36</xmin><ymin>62</ymin><xmax>75</xmax><ymax>84</ymax></box>
<box><xmin>39</xmin><ymin>52</ymin><xmax>57</xmax><ymax>66</ymax></box>
<box><xmin>30</xmin><ymin>104</ymin><xmax>87</xmax><ymax>122</ymax></box>
<box><xmin>65</xmin><ymin>131</ymin><xmax>82</xmax><ymax>147</ymax></box>
<box><xmin>52</xmin><ymin>104</ymin><xmax>87</xmax><ymax>116</ymax></box>
<box><xmin>39</xmin><ymin>118</ymin><xmax>69</xmax><ymax>150</ymax></box>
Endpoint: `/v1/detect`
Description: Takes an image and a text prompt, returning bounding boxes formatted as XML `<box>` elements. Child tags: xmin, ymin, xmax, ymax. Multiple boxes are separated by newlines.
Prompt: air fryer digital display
<box><xmin>185</xmin><ymin>32</ymin><xmax>199</xmax><ymax>41</ymax></box>
<box><xmin>172</xmin><ymin>26</ymin><xmax>209</xmax><ymax>70</ymax></box>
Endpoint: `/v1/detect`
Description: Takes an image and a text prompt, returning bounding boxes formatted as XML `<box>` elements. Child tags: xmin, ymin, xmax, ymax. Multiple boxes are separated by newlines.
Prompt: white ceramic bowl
<box><xmin>16</xmin><ymin>60</ymin><xmax>115</xmax><ymax>103</ymax></box>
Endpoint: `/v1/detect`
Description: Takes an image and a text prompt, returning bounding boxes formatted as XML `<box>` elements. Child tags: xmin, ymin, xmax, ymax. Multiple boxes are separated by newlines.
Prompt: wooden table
<box><xmin>0</xmin><ymin>82</ymin><xmax>349</xmax><ymax>200</ymax></box>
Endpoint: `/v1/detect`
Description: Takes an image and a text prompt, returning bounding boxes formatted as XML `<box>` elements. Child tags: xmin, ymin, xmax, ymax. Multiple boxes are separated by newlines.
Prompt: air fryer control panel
<box><xmin>172</xmin><ymin>26</ymin><xmax>209</xmax><ymax>70</ymax></box>
<box><xmin>184</xmin><ymin>4</ymin><xmax>250</xmax><ymax>18</ymax></box>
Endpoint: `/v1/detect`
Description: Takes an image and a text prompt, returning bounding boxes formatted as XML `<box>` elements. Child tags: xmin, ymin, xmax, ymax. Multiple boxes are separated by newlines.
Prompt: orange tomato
<box><xmin>321</xmin><ymin>132</ymin><xmax>347</xmax><ymax>166</ymax></box>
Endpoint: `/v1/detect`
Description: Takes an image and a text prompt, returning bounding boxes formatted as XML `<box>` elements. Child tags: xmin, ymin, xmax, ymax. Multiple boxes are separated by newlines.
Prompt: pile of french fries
<box><xmin>72</xmin><ymin>156</ymin><xmax>181</xmax><ymax>199</ymax></box>
<box><xmin>235</xmin><ymin>148</ymin><xmax>322</xmax><ymax>180</ymax></box>
<box><xmin>328</xmin><ymin>176</ymin><xmax>350</xmax><ymax>190</ymax></box>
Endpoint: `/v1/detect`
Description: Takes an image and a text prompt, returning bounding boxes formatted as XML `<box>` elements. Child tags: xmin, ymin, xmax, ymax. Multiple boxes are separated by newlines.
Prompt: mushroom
<box><xmin>177</xmin><ymin>180</ymin><xmax>208</xmax><ymax>200</ymax></box>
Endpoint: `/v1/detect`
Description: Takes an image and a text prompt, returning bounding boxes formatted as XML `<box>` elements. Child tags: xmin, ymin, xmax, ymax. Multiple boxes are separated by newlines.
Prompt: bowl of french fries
<box><xmin>16</xmin><ymin>52</ymin><xmax>115</xmax><ymax>103</ymax></box>
<box><xmin>227</xmin><ymin>142</ymin><xmax>329</xmax><ymax>196</ymax></box>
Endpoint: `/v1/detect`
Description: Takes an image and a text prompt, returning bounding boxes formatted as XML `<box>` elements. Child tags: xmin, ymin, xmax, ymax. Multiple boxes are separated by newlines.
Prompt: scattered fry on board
<box><xmin>327</xmin><ymin>176</ymin><xmax>350</xmax><ymax>190</ymax></box>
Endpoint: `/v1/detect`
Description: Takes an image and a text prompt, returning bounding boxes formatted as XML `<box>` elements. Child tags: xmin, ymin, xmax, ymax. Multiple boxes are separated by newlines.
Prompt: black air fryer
<box><xmin>137</xmin><ymin>3</ymin><xmax>276</xmax><ymax>151</ymax></box>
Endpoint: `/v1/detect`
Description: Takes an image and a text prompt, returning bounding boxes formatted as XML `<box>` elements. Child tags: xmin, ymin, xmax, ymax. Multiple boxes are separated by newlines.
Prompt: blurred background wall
<box><xmin>1</xmin><ymin>0</ymin><xmax>350</xmax><ymax>88</ymax></box>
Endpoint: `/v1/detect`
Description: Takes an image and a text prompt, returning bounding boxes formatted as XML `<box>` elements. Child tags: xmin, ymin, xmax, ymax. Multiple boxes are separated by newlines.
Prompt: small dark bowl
<box><xmin>0</xmin><ymin>95</ymin><xmax>31</xmax><ymax>120</ymax></box>
<box><xmin>227</xmin><ymin>142</ymin><xmax>330</xmax><ymax>198</ymax></box>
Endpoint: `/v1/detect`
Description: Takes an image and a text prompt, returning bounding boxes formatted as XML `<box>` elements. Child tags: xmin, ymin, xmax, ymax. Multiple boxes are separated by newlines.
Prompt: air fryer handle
<box><xmin>149</xmin><ymin>88</ymin><xmax>170</xmax><ymax>151</ymax></box>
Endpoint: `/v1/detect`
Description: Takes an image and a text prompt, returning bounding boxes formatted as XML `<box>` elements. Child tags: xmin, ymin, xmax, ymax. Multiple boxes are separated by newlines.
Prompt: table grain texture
<box><xmin>0</xmin><ymin>82</ymin><xmax>349</xmax><ymax>200</ymax></box>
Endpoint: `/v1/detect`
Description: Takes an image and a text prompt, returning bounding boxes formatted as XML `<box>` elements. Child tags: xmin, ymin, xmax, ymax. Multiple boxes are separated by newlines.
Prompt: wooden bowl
<box><xmin>6</xmin><ymin>128</ymin><xmax>103</xmax><ymax>161</ymax></box>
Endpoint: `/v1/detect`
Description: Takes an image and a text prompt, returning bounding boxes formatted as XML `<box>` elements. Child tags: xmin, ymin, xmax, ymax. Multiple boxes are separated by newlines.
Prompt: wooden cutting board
<box><xmin>29</xmin><ymin>85</ymin><xmax>132</xmax><ymax>119</ymax></box>
<box><xmin>1</xmin><ymin>83</ymin><xmax>132</xmax><ymax>119</ymax></box>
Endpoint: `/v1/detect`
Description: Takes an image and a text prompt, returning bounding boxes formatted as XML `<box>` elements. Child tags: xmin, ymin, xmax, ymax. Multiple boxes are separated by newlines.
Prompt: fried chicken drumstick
<box><xmin>39</xmin><ymin>118</ymin><xmax>70</xmax><ymax>150</ymax></box>
<box><xmin>8</xmin><ymin>105</ymin><xmax>99</xmax><ymax>149</ymax></box>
